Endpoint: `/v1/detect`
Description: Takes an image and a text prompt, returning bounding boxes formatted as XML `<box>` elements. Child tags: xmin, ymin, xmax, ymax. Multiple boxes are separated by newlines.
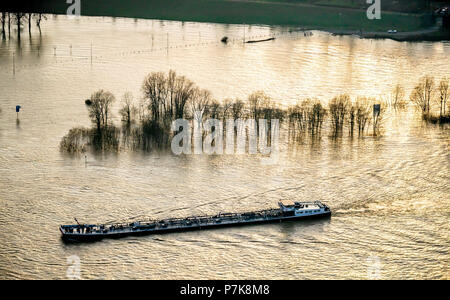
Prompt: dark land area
<box><xmin>1</xmin><ymin>0</ymin><xmax>449</xmax><ymax>40</ymax></box>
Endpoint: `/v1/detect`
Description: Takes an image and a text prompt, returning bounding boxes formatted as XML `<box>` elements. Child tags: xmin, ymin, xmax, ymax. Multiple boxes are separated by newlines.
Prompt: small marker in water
<box><xmin>16</xmin><ymin>105</ymin><xmax>21</xmax><ymax>119</ymax></box>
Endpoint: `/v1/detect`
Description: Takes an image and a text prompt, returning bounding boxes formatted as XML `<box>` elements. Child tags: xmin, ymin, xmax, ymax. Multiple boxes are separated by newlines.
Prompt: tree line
<box><xmin>1</xmin><ymin>12</ymin><xmax>46</xmax><ymax>40</ymax></box>
<box><xmin>409</xmin><ymin>76</ymin><xmax>449</xmax><ymax>123</ymax></box>
<box><xmin>60</xmin><ymin>70</ymin><xmax>448</xmax><ymax>154</ymax></box>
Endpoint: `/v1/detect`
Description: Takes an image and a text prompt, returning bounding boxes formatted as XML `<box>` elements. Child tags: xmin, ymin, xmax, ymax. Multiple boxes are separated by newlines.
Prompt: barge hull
<box><xmin>61</xmin><ymin>211</ymin><xmax>331</xmax><ymax>243</ymax></box>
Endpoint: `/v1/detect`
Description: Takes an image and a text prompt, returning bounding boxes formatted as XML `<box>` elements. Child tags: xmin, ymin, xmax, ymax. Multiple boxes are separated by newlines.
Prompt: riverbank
<box><xmin>4</xmin><ymin>0</ymin><xmax>442</xmax><ymax>38</ymax></box>
<box><xmin>330</xmin><ymin>26</ymin><xmax>450</xmax><ymax>42</ymax></box>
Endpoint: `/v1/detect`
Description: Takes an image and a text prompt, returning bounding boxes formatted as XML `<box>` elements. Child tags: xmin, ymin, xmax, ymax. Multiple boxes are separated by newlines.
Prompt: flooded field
<box><xmin>0</xmin><ymin>16</ymin><xmax>449</xmax><ymax>279</ymax></box>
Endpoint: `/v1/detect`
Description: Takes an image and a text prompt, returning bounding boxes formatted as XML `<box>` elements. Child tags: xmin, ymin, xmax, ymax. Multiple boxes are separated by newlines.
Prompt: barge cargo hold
<box><xmin>60</xmin><ymin>201</ymin><xmax>331</xmax><ymax>242</ymax></box>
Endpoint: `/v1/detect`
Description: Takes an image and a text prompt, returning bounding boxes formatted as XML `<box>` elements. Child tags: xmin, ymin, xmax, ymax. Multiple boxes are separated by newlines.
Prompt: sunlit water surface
<box><xmin>0</xmin><ymin>16</ymin><xmax>449</xmax><ymax>279</ymax></box>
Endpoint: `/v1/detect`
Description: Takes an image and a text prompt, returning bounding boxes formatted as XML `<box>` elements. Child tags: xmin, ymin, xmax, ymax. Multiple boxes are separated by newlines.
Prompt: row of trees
<box><xmin>287</xmin><ymin>95</ymin><xmax>378</xmax><ymax>139</ymax></box>
<box><xmin>62</xmin><ymin>70</ymin><xmax>449</xmax><ymax>154</ymax></box>
<box><xmin>61</xmin><ymin>70</ymin><xmax>383</xmax><ymax>154</ymax></box>
<box><xmin>0</xmin><ymin>12</ymin><xmax>46</xmax><ymax>40</ymax></box>
<box><xmin>410</xmin><ymin>76</ymin><xmax>449</xmax><ymax>119</ymax></box>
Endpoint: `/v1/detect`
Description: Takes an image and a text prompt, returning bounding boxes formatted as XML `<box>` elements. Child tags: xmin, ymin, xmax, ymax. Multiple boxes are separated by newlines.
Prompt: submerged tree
<box><xmin>13</xmin><ymin>13</ymin><xmax>25</xmax><ymax>40</ymax></box>
<box><xmin>391</xmin><ymin>84</ymin><xmax>406</xmax><ymax>109</ymax></box>
<box><xmin>1</xmin><ymin>12</ymin><xmax>6</xmax><ymax>39</ymax></box>
<box><xmin>190</xmin><ymin>88</ymin><xmax>212</xmax><ymax>123</ymax></box>
<box><xmin>438</xmin><ymin>78</ymin><xmax>449</xmax><ymax>117</ymax></box>
<box><xmin>88</xmin><ymin>90</ymin><xmax>116</xmax><ymax>131</ymax></box>
<box><xmin>355</xmin><ymin>97</ymin><xmax>372</xmax><ymax>137</ymax></box>
<box><xmin>248</xmin><ymin>91</ymin><xmax>271</xmax><ymax>121</ymax></box>
<box><xmin>119</xmin><ymin>92</ymin><xmax>137</xmax><ymax>126</ymax></box>
<box><xmin>142</xmin><ymin>70</ymin><xmax>196</xmax><ymax>122</ymax></box>
<box><xmin>306</xmin><ymin>100</ymin><xmax>326</xmax><ymax>136</ymax></box>
<box><xmin>329</xmin><ymin>94</ymin><xmax>350</xmax><ymax>137</ymax></box>
<box><xmin>26</xmin><ymin>13</ymin><xmax>32</xmax><ymax>34</ymax></box>
<box><xmin>34</xmin><ymin>13</ymin><xmax>46</xmax><ymax>33</ymax></box>
<box><xmin>410</xmin><ymin>76</ymin><xmax>434</xmax><ymax>115</ymax></box>
<box><xmin>231</xmin><ymin>99</ymin><xmax>245</xmax><ymax>120</ymax></box>
<box><xmin>348</xmin><ymin>103</ymin><xmax>356</xmax><ymax>137</ymax></box>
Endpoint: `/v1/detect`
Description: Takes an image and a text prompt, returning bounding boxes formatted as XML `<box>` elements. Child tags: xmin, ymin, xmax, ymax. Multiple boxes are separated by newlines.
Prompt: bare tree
<box><xmin>248</xmin><ymin>91</ymin><xmax>270</xmax><ymax>121</ymax></box>
<box><xmin>88</xmin><ymin>90</ymin><xmax>116</xmax><ymax>131</ymax></box>
<box><xmin>172</xmin><ymin>72</ymin><xmax>195</xmax><ymax>119</ymax></box>
<box><xmin>142</xmin><ymin>70</ymin><xmax>196</xmax><ymax>123</ymax></box>
<box><xmin>231</xmin><ymin>99</ymin><xmax>245</xmax><ymax>120</ymax></box>
<box><xmin>308</xmin><ymin>100</ymin><xmax>327</xmax><ymax>136</ymax></box>
<box><xmin>208</xmin><ymin>100</ymin><xmax>222</xmax><ymax>119</ymax></box>
<box><xmin>13</xmin><ymin>13</ymin><xmax>25</xmax><ymax>40</ymax></box>
<box><xmin>142</xmin><ymin>71</ymin><xmax>169</xmax><ymax>122</ymax></box>
<box><xmin>34</xmin><ymin>13</ymin><xmax>46</xmax><ymax>32</ymax></box>
<box><xmin>119</xmin><ymin>92</ymin><xmax>137</xmax><ymax>125</ymax></box>
<box><xmin>221</xmin><ymin>98</ymin><xmax>233</xmax><ymax>120</ymax></box>
<box><xmin>27</xmin><ymin>13</ymin><xmax>32</xmax><ymax>34</ymax></box>
<box><xmin>1</xmin><ymin>12</ymin><xmax>5</xmax><ymax>39</ymax></box>
<box><xmin>410</xmin><ymin>76</ymin><xmax>434</xmax><ymax>115</ymax></box>
<box><xmin>288</xmin><ymin>101</ymin><xmax>308</xmax><ymax>135</ymax></box>
<box><xmin>438</xmin><ymin>78</ymin><xmax>449</xmax><ymax>117</ymax></box>
<box><xmin>190</xmin><ymin>88</ymin><xmax>212</xmax><ymax>123</ymax></box>
<box><xmin>348</xmin><ymin>103</ymin><xmax>356</xmax><ymax>136</ymax></box>
<box><xmin>355</xmin><ymin>97</ymin><xmax>372</xmax><ymax>136</ymax></box>
<box><xmin>7</xmin><ymin>12</ymin><xmax>11</xmax><ymax>38</ymax></box>
<box><xmin>329</xmin><ymin>94</ymin><xmax>351</xmax><ymax>136</ymax></box>
<box><xmin>391</xmin><ymin>84</ymin><xmax>406</xmax><ymax>109</ymax></box>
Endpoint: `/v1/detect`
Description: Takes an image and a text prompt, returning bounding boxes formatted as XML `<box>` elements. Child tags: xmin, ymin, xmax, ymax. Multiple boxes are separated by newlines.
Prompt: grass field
<box><xmin>9</xmin><ymin>0</ymin><xmax>434</xmax><ymax>32</ymax></box>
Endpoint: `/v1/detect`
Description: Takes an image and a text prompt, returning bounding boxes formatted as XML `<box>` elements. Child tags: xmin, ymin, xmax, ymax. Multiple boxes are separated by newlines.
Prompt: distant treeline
<box><xmin>0</xmin><ymin>0</ymin><xmax>433</xmax><ymax>32</ymax></box>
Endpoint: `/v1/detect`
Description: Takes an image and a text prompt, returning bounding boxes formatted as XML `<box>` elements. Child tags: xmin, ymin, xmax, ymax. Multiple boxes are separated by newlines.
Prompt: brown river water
<box><xmin>0</xmin><ymin>16</ymin><xmax>449</xmax><ymax>279</ymax></box>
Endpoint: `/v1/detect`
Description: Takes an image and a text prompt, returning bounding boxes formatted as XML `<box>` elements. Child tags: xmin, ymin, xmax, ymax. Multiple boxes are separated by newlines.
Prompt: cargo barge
<box><xmin>246</xmin><ymin>37</ymin><xmax>275</xmax><ymax>43</ymax></box>
<box><xmin>60</xmin><ymin>201</ymin><xmax>331</xmax><ymax>242</ymax></box>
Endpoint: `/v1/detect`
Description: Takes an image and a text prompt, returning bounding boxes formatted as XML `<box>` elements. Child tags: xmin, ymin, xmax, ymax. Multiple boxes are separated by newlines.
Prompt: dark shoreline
<box><xmin>2</xmin><ymin>0</ymin><xmax>449</xmax><ymax>42</ymax></box>
<box><xmin>330</xmin><ymin>28</ymin><xmax>450</xmax><ymax>42</ymax></box>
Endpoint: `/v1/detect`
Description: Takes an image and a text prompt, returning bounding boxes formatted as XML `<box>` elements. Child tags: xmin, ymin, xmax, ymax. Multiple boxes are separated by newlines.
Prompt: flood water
<box><xmin>0</xmin><ymin>16</ymin><xmax>449</xmax><ymax>279</ymax></box>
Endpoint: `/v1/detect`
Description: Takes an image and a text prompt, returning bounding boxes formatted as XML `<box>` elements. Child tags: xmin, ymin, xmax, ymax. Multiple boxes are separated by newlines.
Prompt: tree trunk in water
<box><xmin>28</xmin><ymin>13</ymin><xmax>32</xmax><ymax>34</ymax></box>
<box><xmin>16</xmin><ymin>14</ymin><xmax>20</xmax><ymax>41</ymax></box>
<box><xmin>1</xmin><ymin>12</ymin><xmax>5</xmax><ymax>39</ymax></box>
<box><xmin>8</xmin><ymin>13</ymin><xmax>11</xmax><ymax>38</ymax></box>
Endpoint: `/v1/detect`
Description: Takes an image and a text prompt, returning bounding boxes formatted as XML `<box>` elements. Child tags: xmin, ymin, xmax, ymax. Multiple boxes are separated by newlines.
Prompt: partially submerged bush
<box><xmin>60</xmin><ymin>127</ymin><xmax>91</xmax><ymax>153</ymax></box>
<box><xmin>60</xmin><ymin>126</ymin><xmax>120</xmax><ymax>154</ymax></box>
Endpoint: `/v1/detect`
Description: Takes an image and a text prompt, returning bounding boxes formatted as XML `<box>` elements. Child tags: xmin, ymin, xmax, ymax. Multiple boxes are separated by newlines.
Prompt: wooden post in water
<box><xmin>12</xmin><ymin>51</ymin><xmax>15</xmax><ymax>76</ymax></box>
<box><xmin>90</xmin><ymin>42</ymin><xmax>93</xmax><ymax>65</ymax></box>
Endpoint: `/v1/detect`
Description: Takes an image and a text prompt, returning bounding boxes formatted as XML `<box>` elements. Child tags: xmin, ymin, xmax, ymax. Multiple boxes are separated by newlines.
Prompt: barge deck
<box><xmin>60</xmin><ymin>201</ymin><xmax>331</xmax><ymax>242</ymax></box>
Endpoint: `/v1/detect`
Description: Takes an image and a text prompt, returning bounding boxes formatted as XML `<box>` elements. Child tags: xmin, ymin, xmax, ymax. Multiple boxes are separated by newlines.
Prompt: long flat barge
<box><xmin>60</xmin><ymin>201</ymin><xmax>331</xmax><ymax>242</ymax></box>
<box><xmin>246</xmin><ymin>37</ymin><xmax>276</xmax><ymax>43</ymax></box>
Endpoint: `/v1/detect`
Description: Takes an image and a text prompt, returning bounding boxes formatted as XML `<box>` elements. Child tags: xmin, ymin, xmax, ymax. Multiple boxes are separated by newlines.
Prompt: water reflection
<box><xmin>0</xmin><ymin>15</ymin><xmax>448</xmax><ymax>280</ymax></box>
